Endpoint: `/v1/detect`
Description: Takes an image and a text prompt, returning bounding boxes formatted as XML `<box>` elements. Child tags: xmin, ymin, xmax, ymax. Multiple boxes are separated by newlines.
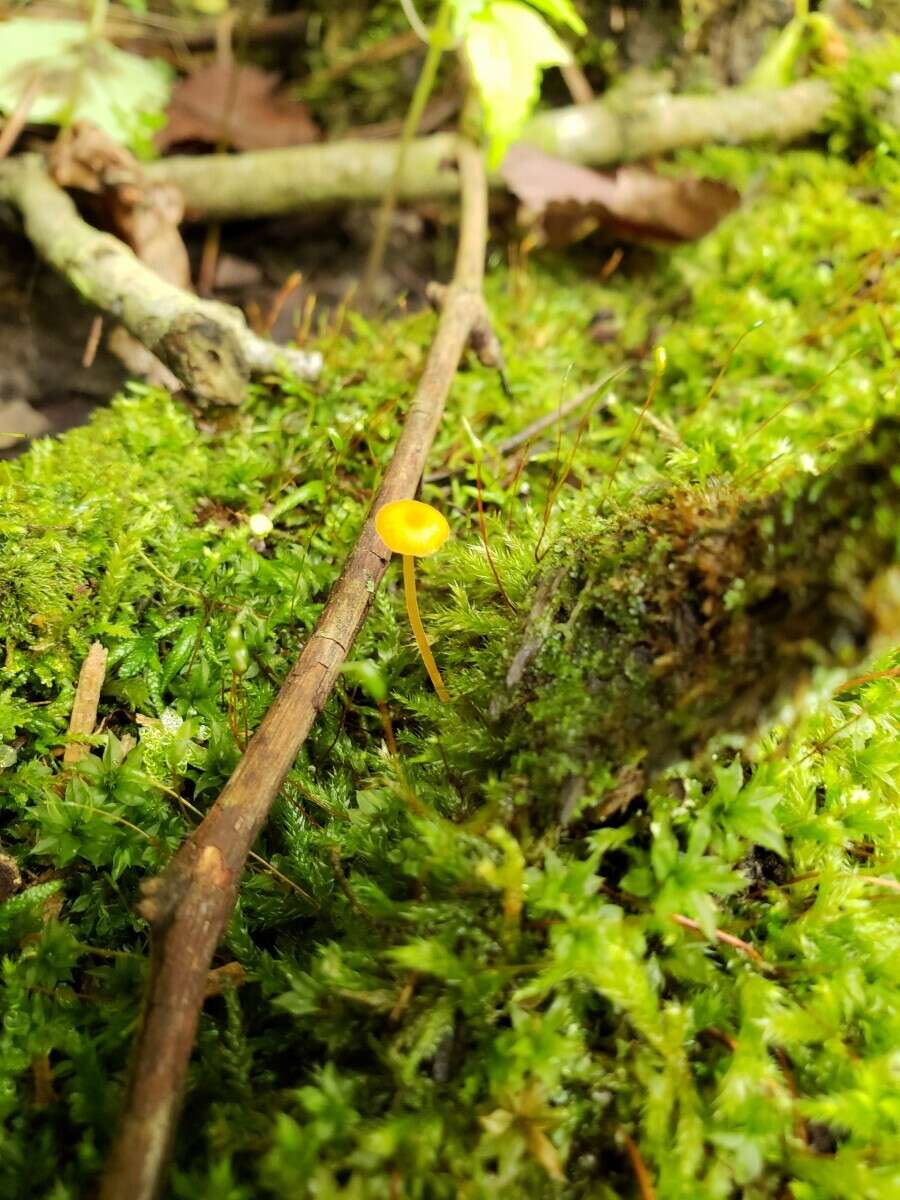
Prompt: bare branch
<box><xmin>147</xmin><ymin>81</ymin><xmax>835</xmax><ymax>221</ymax></box>
<box><xmin>98</xmin><ymin>137</ymin><xmax>490</xmax><ymax>1200</ymax></box>
<box><xmin>0</xmin><ymin>157</ymin><xmax>321</xmax><ymax>404</ymax></box>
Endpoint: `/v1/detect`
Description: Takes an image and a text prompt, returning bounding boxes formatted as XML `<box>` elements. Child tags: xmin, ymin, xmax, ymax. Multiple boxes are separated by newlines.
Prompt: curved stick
<box><xmin>0</xmin><ymin>157</ymin><xmax>322</xmax><ymax>403</ymax></box>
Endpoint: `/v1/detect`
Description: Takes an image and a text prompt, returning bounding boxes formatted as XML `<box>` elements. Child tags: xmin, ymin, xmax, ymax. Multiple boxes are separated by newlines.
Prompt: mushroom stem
<box><xmin>402</xmin><ymin>554</ymin><xmax>449</xmax><ymax>702</ymax></box>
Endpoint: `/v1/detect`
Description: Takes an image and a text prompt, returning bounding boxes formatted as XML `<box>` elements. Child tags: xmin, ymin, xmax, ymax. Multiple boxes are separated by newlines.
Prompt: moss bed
<box><xmin>1</xmin><ymin>144</ymin><xmax>898</xmax><ymax>1199</ymax></box>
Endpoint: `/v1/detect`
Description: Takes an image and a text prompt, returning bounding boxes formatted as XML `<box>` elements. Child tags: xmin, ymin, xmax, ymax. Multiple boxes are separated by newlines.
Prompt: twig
<box><xmin>304</xmin><ymin>30</ymin><xmax>421</xmax><ymax>90</ymax></box>
<box><xmin>0</xmin><ymin>158</ymin><xmax>322</xmax><ymax>404</ymax></box>
<box><xmin>499</xmin><ymin>372</ymin><xmax>622</xmax><ymax>458</ymax></box>
<box><xmin>64</xmin><ymin>643</ymin><xmax>108</xmax><ymax>765</ymax></box>
<box><xmin>560</xmin><ymin>61</ymin><xmax>594</xmax><ymax>105</ymax></box>
<box><xmin>147</xmin><ymin>80</ymin><xmax>835</xmax><ymax>221</ymax></box>
<box><xmin>621</xmin><ymin>1132</ymin><xmax>656</xmax><ymax>1200</ymax></box>
<box><xmin>671</xmin><ymin>913</ymin><xmax>772</xmax><ymax>970</ymax></box>
<box><xmin>501</xmin><ymin>566</ymin><xmax>566</xmax><ymax>695</ymax></box>
<box><xmin>425</xmin><ymin>369</ymin><xmax>624</xmax><ymax>484</ymax></box>
<box><xmin>833</xmin><ymin>666</ymin><xmax>900</xmax><ymax>694</ymax></box>
<box><xmin>98</xmin><ymin>137</ymin><xmax>490</xmax><ymax>1200</ymax></box>
<box><xmin>0</xmin><ymin>75</ymin><xmax>43</xmax><ymax>162</ymax></box>
<box><xmin>640</xmin><ymin>406</ymin><xmax>684</xmax><ymax>447</ymax></box>
<box><xmin>81</xmin><ymin>315</ymin><xmax>104</xmax><ymax>369</ymax></box>
<box><xmin>96</xmin><ymin>6</ymin><xmax>310</xmax><ymax>49</ymax></box>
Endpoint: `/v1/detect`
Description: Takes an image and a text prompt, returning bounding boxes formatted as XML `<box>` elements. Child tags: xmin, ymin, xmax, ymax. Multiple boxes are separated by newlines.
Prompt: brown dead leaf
<box><xmin>500</xmin><ymin>143</ymin><xmax>739</xmax><ymax>246</ymax></box>
<box><xmin>157</xmin><ymin>63</ymin><xmax>319</xmax><ymax>152</ymax></box>
<box><xmin>50</xmin><ymin>122</ymin><xmax>190</xmax><ymax>289</ymax></box>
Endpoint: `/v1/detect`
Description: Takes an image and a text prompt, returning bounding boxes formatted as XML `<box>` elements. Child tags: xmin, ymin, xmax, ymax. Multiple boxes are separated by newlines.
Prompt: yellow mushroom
<box><xmin>375</xmin><ymin>499</ymin><xmax>450</xmax><ymax>702</ymax></box>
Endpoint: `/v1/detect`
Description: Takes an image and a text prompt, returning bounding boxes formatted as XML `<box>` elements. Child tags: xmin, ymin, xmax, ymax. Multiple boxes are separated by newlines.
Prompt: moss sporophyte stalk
<box><xmin>375</xmin><ymin>499</ymin><xmax>451</xmax><ymax>702</ymax></box>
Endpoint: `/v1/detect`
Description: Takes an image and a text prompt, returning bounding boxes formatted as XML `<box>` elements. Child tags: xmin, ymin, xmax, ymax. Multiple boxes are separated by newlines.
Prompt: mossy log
<box><xmin>493</xmin><ymin>419</ymin><xmax>900</xmax><ymax>808</ymax></box>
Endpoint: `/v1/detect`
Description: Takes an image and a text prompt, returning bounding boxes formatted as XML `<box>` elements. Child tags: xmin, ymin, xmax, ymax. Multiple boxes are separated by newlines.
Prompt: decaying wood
<box><xmin>0</xmin><ymin>849</ymin><xmax>22</xmax><ymax>902</ymax></box>
<box><xmin>495</xmin><ymin>419</ymin><xmax>900</xmax><ymax>777</ymax></box>
<box><xmin>63</xmin><ymin>642</ymin><xmax>108</xmax><ymax>765</ymax></box>
<box><xmin>0</xmin><ymin>157</ymin><xmax>322</xmax><ymax>404</ymax></box>
<box><xmin>98</xmin><ymin>137</ymin><xmax>490</xmax><ymax>1200</ymax></box>
<box><xmin>148</xmin><ymin>80</ymin><xmax>835</xmax><ymax>220</ymax></box>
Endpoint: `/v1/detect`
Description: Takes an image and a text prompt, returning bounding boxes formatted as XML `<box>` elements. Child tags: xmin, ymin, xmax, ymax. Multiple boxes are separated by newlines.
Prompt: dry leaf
<box><xmin>50</xmin><ymin>122</ymin><xmax>190</xmax><ymax>289</ymax></box>
<box><xmin>157</xmin><ymin>62</ymin><xmax>319</xmax><ymax>152</ymax></box>
<box><xmin>500</xmin><ymin>143</ymin><xmax>740</xmax><ymax>246</ymax></box>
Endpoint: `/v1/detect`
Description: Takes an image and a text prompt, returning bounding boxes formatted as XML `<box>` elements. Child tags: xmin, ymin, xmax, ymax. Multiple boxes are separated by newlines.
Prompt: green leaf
<box><xmin>464</xmin><ymin>2</ymin><xmax>571</xmax><ymax>167</ymax></box>
<box><xmin>526</xmin><ymin>0</ymin><xmax>587</xmax><ymax>35</ymax></box>
<box><xmin>341</xmin><ymin>659</ymin><xmax>389</xmax><ymax>705</ymax></box>
<box><xmin>450</xmin><ymin>0</ymin><xmax>490</xmax><ymax>36</ymax></box>
<box><xmin>451</xmin><ymin>0</ymin><xmax>585</xmax><ymax>37</ymax></box>
<box><xmin>0</xmin><ymin>19</ymin><xmax>171</xmax><ymax>151</ymax></box>
<box><xmin>745</xmin><ymin>16</ymin><xmax>808</xmax><ymax>90</ymax></box>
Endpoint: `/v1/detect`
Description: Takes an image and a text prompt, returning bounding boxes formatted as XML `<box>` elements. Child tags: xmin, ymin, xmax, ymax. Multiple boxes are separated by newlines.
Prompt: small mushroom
<box><xmin>375</xmin><ymin>499</ymin><xmax>450</xmax><ymax>702</ymax></box>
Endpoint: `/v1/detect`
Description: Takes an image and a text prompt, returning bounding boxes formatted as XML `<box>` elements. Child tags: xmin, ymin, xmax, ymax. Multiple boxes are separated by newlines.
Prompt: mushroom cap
<box><xmin>375</xmin><ymin>499</ymin><xmax>450</xmax><ymax>557</ymax></box>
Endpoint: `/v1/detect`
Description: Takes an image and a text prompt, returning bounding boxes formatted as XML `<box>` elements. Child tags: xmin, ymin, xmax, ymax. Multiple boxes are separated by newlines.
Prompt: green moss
<box><xmin>1</xmin><ymin>145</ymin><xmax>898</xmax><ymax>1199</ymax></box>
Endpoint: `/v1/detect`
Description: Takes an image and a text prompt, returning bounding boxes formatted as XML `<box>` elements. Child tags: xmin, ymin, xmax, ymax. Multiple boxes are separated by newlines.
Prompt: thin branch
<box><xmin>621</xmin><ymin>1132</ymin><xmax>657</xmax><ymax>1200</ymax></box>
<box><xmin>498</xmin><ymin>372</ymin><xmax>623</xmax><ymax>458</ymax></box>
<box><xmin>147</xmin><ymin>80</ymin><xmax>835</xmax><ymax>221</ymax></box>
<box><xmin>671</xmin><ymin>913</ymin><xmax>773</xmax><ymax>970</ymax></box>
<box><xmin>0</xmin><ymin>158</ymin><xmax>322</xmax><ymax>404</ymax></box>
<box><xmin>426</xmin><ymin>369</ymin><xmax>625</xmax><ymax>484</ymax></box>
<box><xmin>833</xmin><ymin>666</ymin><xmax>900</xmax><ymax>694</ymax></box>
<box><xmin>64</xmin><ymin>643</ymin><xmax>108</xmax><ymax>765</ymax></box>
<box><xmin>0</xmin><ymin>74</ymin><xmax>43</xmax><ymax>161</ymax></box>
<box><xmin>98</xmin><ymin>137</ymin><xmax>490</xmax><ymax>1200</ymax></box>
<box><xmin>560</xmin><ymin>61</ymin><xmax>594</xmax><ymax>105</ymax></box>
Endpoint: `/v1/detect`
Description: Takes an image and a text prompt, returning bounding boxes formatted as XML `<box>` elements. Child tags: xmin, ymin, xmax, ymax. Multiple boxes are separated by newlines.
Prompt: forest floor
<box><xmin>1</xmin><ymin>126</ymin><xmax>898</xmax><ymax>1199</ymax></box>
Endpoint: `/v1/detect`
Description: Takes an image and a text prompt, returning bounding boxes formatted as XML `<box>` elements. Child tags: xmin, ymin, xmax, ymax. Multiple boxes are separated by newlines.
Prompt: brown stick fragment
<box><xmin>99</xmin><ymin>138</ymin><xmax>489</xmax><ymax>1200</ymax></box>
<box><xmin>621</xmin><ymin>1131</ymin><xmax>657</xmax><ymax>1200</ymax></box>
<box><xmin>304</xmin><ymin>30</ymin><xmax>421</xmax><ymax>91</ymax></box>
<box><xmin>82</xmin><ymin>315</ymin><xmax>104</xmax><ymax>369</ymax></box>
<box><xmin>671</xmin><ymin>912</ymin><xmax>772</xmax><ymax>969</ymax></box>
<box><xmin>31</xmin><ymin>1053</ymin><xmax>57</xmax><ymax>1107</ymax></box>
<box><xmin>425</xmin><ymin>372</ymin><xmax>620</xmax><ymax>483</ymax></box>
<box><xmin>560</xmin><ymin>61</ymin><xmax>594</xmax><ymax>106</ymax></box>
<box><xmin>0</xmin><ymin>75</ymin><xmax>43</xmax><ymax>162</ymax></box>
<box><xmin>64</xmin><ymin>642</ymin><xmax>108</xmax><ymax>765</ymax></box>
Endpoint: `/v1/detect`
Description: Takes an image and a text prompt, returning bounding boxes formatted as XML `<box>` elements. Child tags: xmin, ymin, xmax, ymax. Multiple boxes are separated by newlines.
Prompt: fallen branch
<box><xmin>425</xmin><ymin>372</ymin><xmax>621</xmax><ymax>483</ymax></box>
<box><xmin>0</xmin><ymin>157</ymin><xmax>321</xmax><ymax>404</ymax></box>
<box><xmin>98</xmin><ymin>137</ymin><xmax>490</xmax><ymax>1200</ymax></box>
<box><xmin>63</xmin><ymin>642</ymin><xmax>108</xmax><ymax>765</ymax></box>
<box><xmin>147</xmin><ymin>80</ymin><xmax>835</xmax><ymax>220</ymax></box>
